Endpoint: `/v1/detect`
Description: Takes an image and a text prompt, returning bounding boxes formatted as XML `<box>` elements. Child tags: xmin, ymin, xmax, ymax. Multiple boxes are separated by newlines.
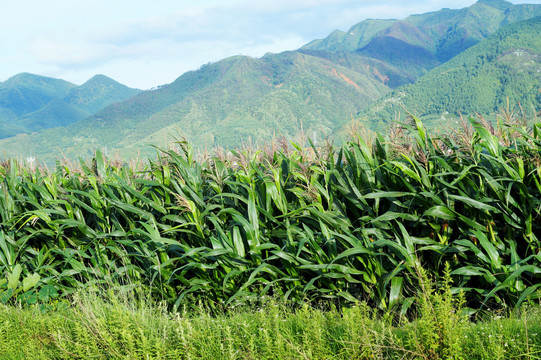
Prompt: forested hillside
<box><xmin>0</xmin><ymin>52</ymin><xmax>391</xmax><ymax>162</ymax></box>
<box><xmin>358</xmin><ymin>17</ymin><xmax>541</xmax><ymax>129</ymax></box>
<box><xmin>303</xmin><ymin>0</ymin><xmax>541</xmax><ymax>61</ymax></box>
<box><xmin>0</xmin><ymin>74</ymin><xmax>76</xmax><ymax>138</ymax></box>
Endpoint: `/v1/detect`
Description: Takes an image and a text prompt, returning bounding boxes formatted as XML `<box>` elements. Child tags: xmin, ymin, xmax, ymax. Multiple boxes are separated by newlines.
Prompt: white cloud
<box><xmin>2</xmin><ymin>0</ymin><xmax>538</xmax><ymax>88</ymax></box>
<box><xmin>24</xmin><ymin>1</ymin><xmax>315</xmax><ymax>88</ymax></box>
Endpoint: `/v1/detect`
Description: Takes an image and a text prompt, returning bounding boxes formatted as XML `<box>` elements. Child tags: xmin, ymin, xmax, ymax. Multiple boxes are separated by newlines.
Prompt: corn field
<box><xmin>1</xmin><ymin>116</ymin><xmax>540</xmax><ymax>313</ymax></box>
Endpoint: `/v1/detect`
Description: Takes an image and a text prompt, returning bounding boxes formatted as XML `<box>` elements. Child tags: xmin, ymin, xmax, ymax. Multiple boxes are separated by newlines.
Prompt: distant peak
<box><xmin>6</xmin><ymin>72</ymin><xmax>45</xmax><ymax>82</ymax></box>
<box><xmin>3</xmin><ymin>72</ymin><xmax>76</xmax><ymax>88</ymax></box>
<box><xmin>90</xmin><ymin>74</ymin><xmax>112</xmax><ymax>80</ymax></box>
<box><xmin>86</xmin><ymin>74</ymin><xmax>115</xmax><ymax>83</ymax></box>
<box><xmin>80</xmin><ymin>74</ymin><xmax>128</xmax><ymax>88</ymax></box>
<box><xmin>77</xmin><ymin>74</ymin><xmax>140</xmax><ymax>91</ymax></box>
<box><xmin>475</xmin><ymin>0</ymin><xmax>513</xmax><ymax>10</ymax></box>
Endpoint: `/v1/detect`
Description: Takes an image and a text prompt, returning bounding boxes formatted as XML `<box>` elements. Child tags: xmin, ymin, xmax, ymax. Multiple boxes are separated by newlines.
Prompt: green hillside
<box><xmin>19</xmin><ymin>99</ymin><xmax>88</xmax><ymax>131</ymax></box>
<box><xmin>357</xmin><ymin>16</ymin><xmax>541</xmax><ymax>129</ymax></box>
<box><xmin>303</xmin><ymin>0</ymin><xmax>541</xmax><ymax>62</ymax></box>
<box><xmin>0</xmin><ymin>73</ymin><xmax>76</xmax><ymax>138</ymax></box>
<box><xmin>1</xmin><ymin>0</ymin><xmax>540</xmax><ymax>163</ymax></box>
<box><xmin>298</xmin><ymin>49</ymin><xmax>433</xmax><ymax>88</ymax></box>
<box><xmin>63</xmin><ymin>74</ymin><xmax>142</xmax><ymax>114</ymax></box>
<box><xmin>0</xmin><ymin>74</ymin><xmax>141</xmax><ymax>139</ymax></box>
<box><xmin>0</xmin><ymin>110</ymin><xmax>23</xmax><ymax>139</ymax></box>
<box><xmin>355</xmin><ymin>36</ymin><xmax>440</xmax><ymax>80</ymax></box>
<box><xmin>0</xmin><ymin>73</ymin><xmax>76</xmax><ymax>117</ymax></box>
<box><xmin>302</xmin><ymin>19</ymin><xmax>396</xmax><ymax>52</ymax></box>
<box><xmin>0</xmin><ymin>52</ymin><xmax>391</xmax><ymax>162</ymax></box>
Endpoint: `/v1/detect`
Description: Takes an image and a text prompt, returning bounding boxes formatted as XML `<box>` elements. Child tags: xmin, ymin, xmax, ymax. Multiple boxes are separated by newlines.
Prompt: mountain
<box><xmin>0</xmin><ymin>74</ymin><xmax>141</xmax><ymax>138</ymax></box>
<box><xmin>0</xmin><ymin>73</ymin><xmax>76</xmax><ymax>138</ymax></box>
<box><xmin>355</xmin><ymin>36</ymin><xmax>440</xmax><ymax>82</ymax></box>
<box><xmin>302</xmin><ymin>19</ymin><xmax>397</xmax><ymax>53</ymax></box>
<box><xmin>0</xmin><ymin>73</ymin><xmax>76</xmax><ymax>117</ymax></box>
<box><xmin>19</xmin><ymin>100</ymin><xmax>88</xmax><ymax>131</ymax></box>
<box><xmin>0</xmin><ymin>52</ymin><xmax>391</xmax><ymax>161</ymax></box>
<box><xmin>1</xmin><ymin>0</ymin><xmax>540</xmax><ymax>163</ymax></box>
<box><xmin>356</xmin><ymin>16</ymin><xmax>541</xmax><ymax>130</ymax></box>
<box><xmin>303</xmin><ymin>0</ymin><xmax>541</xmax><ymax>62</ymax></box>
<box><xmin>63</xmin><ymin>74</ymin><xmax>142</xmax><ymax>114</ymax></box>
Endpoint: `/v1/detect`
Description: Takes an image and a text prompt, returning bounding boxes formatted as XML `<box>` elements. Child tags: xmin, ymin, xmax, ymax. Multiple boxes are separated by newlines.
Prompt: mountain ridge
<box><xmin>355</xmin><ymin>16</ymin><xmax>541</xmax><ymax>130</ymax></box>
<box><xmin>0</xmin><ymin>73</ymin><xmax>141</xmax><ymax>139</ymax></box>
<box><xmin>302</xmin><ymin>0</ymin><xmax>541</xmax><ymax>61</ymax></box>
<box><xmin>0</xmin><ymin>0</ymin><xmax>540</xmax><ymax>163</ymax></box>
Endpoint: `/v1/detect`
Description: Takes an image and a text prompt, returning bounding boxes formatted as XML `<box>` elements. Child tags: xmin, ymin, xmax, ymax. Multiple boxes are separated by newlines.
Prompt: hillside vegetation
<box><xmin>359</xmin><ymin>16</ymin><xmax>541</xmax><ymax>130</ymax></box>
<box><xmin>0</xmin><ymin>74</ymin><xmax>76</xmax><ymax>138</ymax></box>
<box><xmin>304</xmin><ymin>0</ymin><xmax>541</xmax><ymax>61</ymax></box>
<box><xmin>0</xmin><ymin>52</ymin><xmax>391</xmax><ymax>162</ymax></box>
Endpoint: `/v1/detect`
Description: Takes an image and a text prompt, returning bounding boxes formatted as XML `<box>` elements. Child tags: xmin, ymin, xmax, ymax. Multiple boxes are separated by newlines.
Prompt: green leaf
<box><xmin>0</xmin><ymin>288</ymin><xmax>15</xmax><ymax>304</ymax></box>
<box><xmin>363</xmin><ymin>191</ymin><xmax>413</xmax><ymax>199</ymax></box>
<box><xmin>389</xmin><ymin>276</ymin><xmax>403</xmax><ymax>309</ymax></box>
<box><xmin>473</xmin><ymin>229</ymin><xmax>500</xmax><ymax>270</ymax></box>
<box><xmin>38</xmin><ymin>284</ymin><xmax>58</xmax><ymax>302</ymax></box>
<box><xmin>449</xmin><ymin>194</ymin><xmax>499</xmax><ymax>213</ymax></box>
<box><xmin>390</xmin><ymin>161</ymin><xmax>421</xmax><ymax>184</ymax></box>
<box><xmin>452</xmin><ymin>266</ymin><xmax>490</xmax><ymax>276</ymax></box>
<box><xmin>232</xmin><ymin>226</ymin><xmax>246</xmax><ymax>258</ymax></box>
<box><xmin>516</xmin><ymin>284</ymin><xmax>541</xmax><ymax>307</ymax></box>
<box><xmin>22</xmin><ymin>273</ymin><xmax>40</xmax><ymax>292</ymax></box>
<box><xmin>423</xmin><ymin>206</ymin><xmax>456</xmax><ymax>220</ymax></box>
<box><xmin>7</xmin><ymin>264</ymin><xmax>22</xmax><ymax>290</ymax></box>
<box><xmin>19</xmin><ymin>291</ymin><xmax>38</xmax><ymax>305</ymax></box>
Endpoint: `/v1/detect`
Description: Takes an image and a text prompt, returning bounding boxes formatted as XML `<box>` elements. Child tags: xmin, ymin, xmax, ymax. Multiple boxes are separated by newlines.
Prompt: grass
<box><xmin>1</xmin><ymin>284</ymin><xmax>540</xmax><ymax>359</ymax></box>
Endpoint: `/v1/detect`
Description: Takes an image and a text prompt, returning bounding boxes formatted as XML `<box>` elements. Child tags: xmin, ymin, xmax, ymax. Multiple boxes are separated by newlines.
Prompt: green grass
<box><xmin>1</xmin><ymin>283</ymin><xmax>540</xmax><ymax>359</ymax></box>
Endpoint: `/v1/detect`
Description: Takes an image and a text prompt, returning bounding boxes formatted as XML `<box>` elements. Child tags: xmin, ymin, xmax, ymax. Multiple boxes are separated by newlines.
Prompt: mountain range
<box><xmin>360</xmin><ymin>16</ymin><xmax>541</xmax><ymax>129</ymax></box>
<box><xmin>0</xmin><ymin>74</ymin><xmax>141</xmax><ymax>139</ymax></box>
<box><xmin>0</xmin><ymin>0</ymin><xmax>540</xmax><ymax>163</ymax></box>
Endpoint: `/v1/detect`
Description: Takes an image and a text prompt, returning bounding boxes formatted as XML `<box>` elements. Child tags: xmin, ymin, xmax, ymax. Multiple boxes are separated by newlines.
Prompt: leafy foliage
<box><xmin>1</xmin><ymin>117</ymin><xmax>540</xmax><ymax>314</ymax></box>
<box><xmin>1</xmin><ymin>265</ymin><xmax>541</xmax><ymax>359</ymax></box>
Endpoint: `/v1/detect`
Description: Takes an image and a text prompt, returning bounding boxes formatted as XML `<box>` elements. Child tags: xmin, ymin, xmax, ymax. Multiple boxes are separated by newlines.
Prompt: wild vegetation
<box><xmin>1</xmin><ymin>284</ymin><xmax>541</xmax><ymax>359</ymax></box>
<box><xmin>1</xmin><ymin>2</ymin><xmax>539</xmax><ymax>358</ymax></box>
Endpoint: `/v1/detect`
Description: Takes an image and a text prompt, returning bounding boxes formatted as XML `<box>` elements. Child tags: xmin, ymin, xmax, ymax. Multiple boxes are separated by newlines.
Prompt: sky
<box><xmin>1</xmin><ymin>0</ymin><xmax>538</xmax><ymax>89</ymax></box>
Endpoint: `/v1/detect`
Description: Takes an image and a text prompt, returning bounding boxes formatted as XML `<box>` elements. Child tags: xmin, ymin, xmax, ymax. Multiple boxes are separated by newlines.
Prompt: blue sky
<box><xmin>1</xmin><ymin>0</ymin><xmax>537</xmax><ymax>89</ymax></box>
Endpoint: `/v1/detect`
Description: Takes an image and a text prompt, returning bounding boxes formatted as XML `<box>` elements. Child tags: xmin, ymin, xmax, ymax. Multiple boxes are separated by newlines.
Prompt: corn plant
<box><xmin>0</xmin><ymin>118</ymin><xmax>540</xmax><ymax>313</ymax></box>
